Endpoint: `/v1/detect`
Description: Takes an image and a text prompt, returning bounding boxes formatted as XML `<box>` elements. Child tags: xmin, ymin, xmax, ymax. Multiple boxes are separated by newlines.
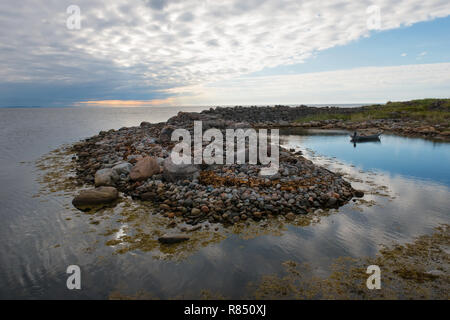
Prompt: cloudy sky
<box><xmin>0</xmin><ymin>0</ymin><xmax>449</xmax><ymax>107</ymax></box>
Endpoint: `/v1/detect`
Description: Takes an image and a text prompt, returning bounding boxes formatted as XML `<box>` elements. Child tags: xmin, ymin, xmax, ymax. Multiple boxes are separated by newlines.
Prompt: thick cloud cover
<box><xmin>0</xmin><ymin>0</ymin><xmax>449</xmax><ymax>105</ymax></box>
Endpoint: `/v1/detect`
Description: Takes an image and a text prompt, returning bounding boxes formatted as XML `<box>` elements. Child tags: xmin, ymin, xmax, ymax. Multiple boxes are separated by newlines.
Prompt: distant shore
<box><xmin>202</xmin><ymin>99</ymin><xmax>450</xmax><ymax>141</ymax></box>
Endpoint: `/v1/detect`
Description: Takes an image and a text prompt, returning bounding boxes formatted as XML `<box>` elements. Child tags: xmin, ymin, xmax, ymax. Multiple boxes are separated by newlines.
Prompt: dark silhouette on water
<box><xmin>351</xmin><ymin>131</ymin><xmax>382</xmax><ymax>148</ymax></box>
<box><xmin>350</xmin><ymin>131</ymin><xmax>381</xmax><ymax>142</ymax></box>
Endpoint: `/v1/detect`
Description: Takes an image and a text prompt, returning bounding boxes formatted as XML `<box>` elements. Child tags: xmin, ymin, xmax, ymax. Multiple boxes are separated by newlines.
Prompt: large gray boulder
<box><xmin>163</xmin><ymin>157</ymin><xmax>200</xmax><ymax>182</ymax></box>
<box><xmin>72</xmin><ymin>187</ymin><xmax>119</xmax><ymax>209</ymax></box>
<box><xmin>94</xmin><ymin>168</ymin><xmax>119</xmax><ymax>187</ymax></box>
<box><xmin>112</xmin><ymin>162</ymin><xmax>132</xmax><ymax>175</ymax></box>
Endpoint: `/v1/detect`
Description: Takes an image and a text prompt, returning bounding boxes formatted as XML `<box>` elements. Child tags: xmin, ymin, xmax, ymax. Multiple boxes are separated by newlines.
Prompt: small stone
<box><xmin>167</xmin><ymin>212</ymin><xmax>175</xmax><ymax>219</ymax></box>
<box><xmin>286</xmin><ymin>212</ymin><xmax>295</xmax><ymax>220</ymax></box>
<box><xmin>140</xmin><ymin>192</ymin><xmax>157</xmax><ymax>201</ymax></box>
<box><xmin>354</xmin><ymin>190</ymin><xmax>364</xmax><ymax>198</ymax></box>
<box><xmin>253</xmin><ymin>211</ymin><xmax>262</xmax><ymax>219</ymax></box>
<box><xmin>160</xmin><ymin>204</ymin><xmax>171</xmax><ymax>211</ymax></box>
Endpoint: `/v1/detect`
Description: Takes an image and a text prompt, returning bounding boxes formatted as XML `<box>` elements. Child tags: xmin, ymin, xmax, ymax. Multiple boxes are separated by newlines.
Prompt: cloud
<box><xmin>167</xmin><ymin>63</ymin><xmax>450</xmax><ymax>105</ymax></box>
<box><xmin>0</xmin><ymin>0</ymin><xmax>449</xmax><ymax>105</ymax></box>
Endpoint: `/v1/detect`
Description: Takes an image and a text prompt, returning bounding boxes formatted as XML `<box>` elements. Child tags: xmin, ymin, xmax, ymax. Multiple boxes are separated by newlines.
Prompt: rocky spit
<box><xmin>71</xmin><ymin>110</ymin><xmax>362</xmax><ymax>230</ymax></box>
<box><xmin>202</xmin><ymin>105</ymin><xmax>450</xmax><ymax>141</ymax></box>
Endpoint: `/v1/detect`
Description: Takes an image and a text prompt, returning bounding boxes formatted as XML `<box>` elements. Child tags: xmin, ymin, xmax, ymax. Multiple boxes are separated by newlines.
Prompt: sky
<box><xmin>0</xmin><ymin>0</ymin><xmax>449</xmax><ymax>107</ymax></box>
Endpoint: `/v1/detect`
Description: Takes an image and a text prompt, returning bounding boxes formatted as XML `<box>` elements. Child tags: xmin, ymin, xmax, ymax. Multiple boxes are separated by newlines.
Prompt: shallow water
<box><xmin>0</xmin><ymin>107</ymin><xmax>449</xmax><ymax>299</ymax></box>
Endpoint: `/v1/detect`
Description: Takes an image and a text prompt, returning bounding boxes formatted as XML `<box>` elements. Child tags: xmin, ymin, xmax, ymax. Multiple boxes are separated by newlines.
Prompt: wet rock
<box><xmin>327</xmin><ymin>197</ymin><xmax>337</xmax><ymax>207</ymax></box>
<box><xmin>354</xmin><ymin>190</ymin><xmax>364</xmax><ymax>198</ymax></box>
<box><xmin>158</xmin><ymin>234</ymin><xmax>190</xmax><ymax>244</ymax></box>
<box><xmin>130</xmin><ymin>156</ymin><xmax>160</xmax><ymax>181</ymax></box>
<box><xmin>72</xmin><ymin>187</ymin><xmax>119</xmax><ymax>209</ymax></box>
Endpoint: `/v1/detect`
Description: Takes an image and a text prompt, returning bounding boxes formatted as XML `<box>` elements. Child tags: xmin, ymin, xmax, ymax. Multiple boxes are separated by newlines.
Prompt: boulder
<box><xmin>159</xmin><ymin>125</ymin><xmax>175</xmax><ymax>143</ymax></box>
<box><xmin>72</xmin><ymin>187</ymin><xmax>119</xmax><ymax>209</ymax></box>
<box><xmin>130</xmin><ymin>156</ymin><xmax>160</xmax><ymax>181</ymax></box>
<box><xmin>94</xmin><ymin>168</ymin><xmax>119</xmax><ymax>187</ymax></box>
<box><xmin>112</xmin><ymin>162</ymin><xmax>132</xmax><ymax>175</ymax></box>
<box><xmin>163</xmin><ymin>157</ymin><xmax>200</xmax><ymax>182</ymax></box>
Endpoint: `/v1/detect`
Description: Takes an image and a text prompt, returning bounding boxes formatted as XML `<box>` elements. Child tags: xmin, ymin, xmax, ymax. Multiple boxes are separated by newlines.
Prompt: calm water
<box><xmin>0</xmin><ymin>107</ymin><xmax>449</xmax><ymax>299</ymax></box>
